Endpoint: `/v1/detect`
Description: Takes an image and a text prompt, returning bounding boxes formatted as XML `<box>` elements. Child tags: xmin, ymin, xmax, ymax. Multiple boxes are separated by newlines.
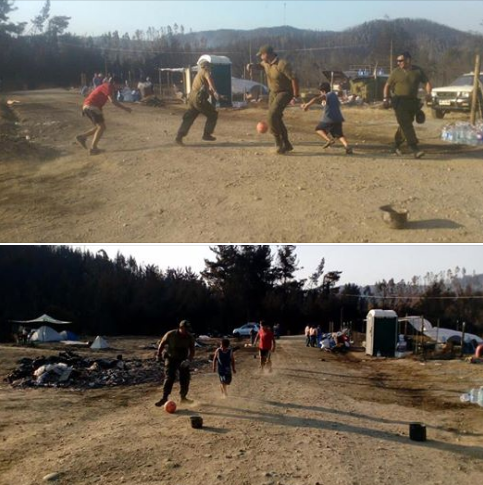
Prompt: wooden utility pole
<box><xmin>389</xmin><ymin>39</ymin><xmax>394</xmax><ymax>73</ymax></box>
<box><xmin>470</xmin><ymin>53</ymin><xmax>481</xmax><ymax>125</ymax></box>
<box><xmin>460</xmin><ymin>321</ymin><xmax>466</xmax><ymax>357</ymax></box>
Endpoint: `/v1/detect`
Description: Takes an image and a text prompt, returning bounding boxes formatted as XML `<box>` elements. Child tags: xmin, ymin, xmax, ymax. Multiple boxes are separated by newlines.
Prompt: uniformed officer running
<box><xmin>155</xmin><ymin>320</ymin><xmax>195</xmax><ymax>407</ymax></box>
<box><xmin>383</xmin><ymin>51</ymin><xmax>432</xmax><ymax>159</ymax></box>
<box><xmin>247</xmin><ymin>45</ymin><xmax>300</xmax><ymax>154</ymax></box>
<box><xmin>175</xmin><ymin>59</ymin><xmax>220</xmax><ymax>145</ymax></box>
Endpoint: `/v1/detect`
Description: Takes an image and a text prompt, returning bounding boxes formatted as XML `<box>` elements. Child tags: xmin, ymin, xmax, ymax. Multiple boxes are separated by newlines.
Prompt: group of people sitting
<box><xmin>81</xmin><ymin>73</ymin><xmax>154</xmax><ymax>101</ymax></box>
<box><xmin>305</xmin><ymin>325</ymin><xmax>351</xmax><ymax>352</ymax></box>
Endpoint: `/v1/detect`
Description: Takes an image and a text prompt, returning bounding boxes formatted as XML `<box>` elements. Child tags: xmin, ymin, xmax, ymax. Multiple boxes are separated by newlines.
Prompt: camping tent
<box><xmin>59</xmin><ymin>330</ymin><xmax>78</xmax><ymax>341</ymax></box>
<box><xmin>30</xmin><ymin>325</ymin><xmax>62</xmax><ymax>342</ymax></box>
<box><xmin>90</xmin><ymin>336</ymin><xmax>109</xmax><ymax>349</ymax></box>
<box><xmin>11</xmin><ymin>314</ymin><xmax>71</xmax><ymax>325</ymax></box>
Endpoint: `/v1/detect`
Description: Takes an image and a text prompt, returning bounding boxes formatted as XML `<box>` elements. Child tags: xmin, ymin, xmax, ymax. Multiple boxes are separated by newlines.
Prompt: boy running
<box><xmin>254</xmin><ymin>321</ymin><xmax>276</xmax><ymax>372</ymax></box>
<box><xmin>76</xmin><ymin>76</ymin><xmax>132</xmax><ymax>156</ymax></box>
<box><xmin>213</xmin><ymin>338</ymin><xmax>236</xmax><ymax>397</ymax></box>
<box><xmin>302</xmin><ymin>82</ymin><xmax>353</xmax><ymax>155</ymax></box>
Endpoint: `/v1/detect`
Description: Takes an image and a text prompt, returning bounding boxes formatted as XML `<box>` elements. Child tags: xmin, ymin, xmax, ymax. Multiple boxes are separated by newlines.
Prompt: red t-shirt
<box><xmin>83</xmin><ymin>83</ymin><xmax>115</xmax><ymax>109</ymax></box>
<box><xmin>258</xmin><ymin>328</ymin><xmax>274</xmax><ymax>351</ymax></box>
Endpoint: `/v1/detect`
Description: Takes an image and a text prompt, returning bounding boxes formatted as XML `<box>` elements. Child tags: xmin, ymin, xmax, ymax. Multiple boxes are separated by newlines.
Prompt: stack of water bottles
<box><xmin>441</xmin><ymin>121</ymin><xmax>483</xmax><ymax>146</ymax></box>
<box><xmin>460</xmin><ymin>386</ymin><xmax>483</xmax><ymax>406</ymax></box>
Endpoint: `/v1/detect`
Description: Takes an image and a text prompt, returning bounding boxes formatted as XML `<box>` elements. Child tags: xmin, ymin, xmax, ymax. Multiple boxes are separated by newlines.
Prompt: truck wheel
<box><xmin>432</xmin><ymin>109</ymin><xmax>445</xmax><ymax>119</ymax></box>
<box><xmin>233</xmin><ymin>332</ymin><xmax>240</xmax><ymax>338</ymax></box>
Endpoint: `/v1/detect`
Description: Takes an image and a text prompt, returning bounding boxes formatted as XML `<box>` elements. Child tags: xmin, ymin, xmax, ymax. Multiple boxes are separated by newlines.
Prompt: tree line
<box><xmin>0</xmin><ymin>245</ymin><xmax>482</xmax><ymax>340</ymax></box>
<box><xmin>1</xmin><ymin>0</ymin><xmax>482</xmax><ymax>90</ymax></box>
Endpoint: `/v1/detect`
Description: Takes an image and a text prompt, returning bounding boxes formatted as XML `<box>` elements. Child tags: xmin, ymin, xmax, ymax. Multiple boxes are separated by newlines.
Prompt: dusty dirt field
<box><xmin>1</xmin><ymin>89</ymin><xmax>482</xmax><ymax>243</ymax></box>
<box><xmin>1</xmin><ymin>336</ymin><xmax>482</xmax><ymax>485</ymax></box>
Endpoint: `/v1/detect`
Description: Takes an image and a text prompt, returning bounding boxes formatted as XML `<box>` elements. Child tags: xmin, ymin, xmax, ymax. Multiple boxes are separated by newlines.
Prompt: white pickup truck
<box><xmin>430</xmin><ymin>72</ymin><xmax>483</xmax><ymax>119</ymax></box>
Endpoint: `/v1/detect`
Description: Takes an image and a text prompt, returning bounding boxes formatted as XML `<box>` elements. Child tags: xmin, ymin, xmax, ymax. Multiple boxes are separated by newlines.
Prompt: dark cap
<box><xmin>257</xmin><ymin>45</ymin><xmax>275</xmax><ymax>56</ymax></box>
<box><xmin>179</xmin><ymin>320</ymin><xmax>192</xmax><ymax>329</ymax></box>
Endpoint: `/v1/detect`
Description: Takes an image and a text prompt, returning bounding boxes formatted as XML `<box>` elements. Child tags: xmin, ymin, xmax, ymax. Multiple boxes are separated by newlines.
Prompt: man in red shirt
<box><xmin>76</xmin><ymin>76</ymin><xmax>132</xmax><ymax>156</ymax></box>
<box><xmin>254</xmin><ymin>320</ymin><xmax>276</xmax><ymax>372</ymax></box>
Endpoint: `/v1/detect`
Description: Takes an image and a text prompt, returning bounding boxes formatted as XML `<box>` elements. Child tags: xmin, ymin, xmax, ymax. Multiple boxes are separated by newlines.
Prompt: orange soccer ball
<box><xmin>257</xmin><ymin>121</ymin><xmax>268</xmax><ymax>134</ymax></box>
<box><xmin>164</xmin><ymin>400</ymin><xmax>177</xmax><ymax>413</ymax></box>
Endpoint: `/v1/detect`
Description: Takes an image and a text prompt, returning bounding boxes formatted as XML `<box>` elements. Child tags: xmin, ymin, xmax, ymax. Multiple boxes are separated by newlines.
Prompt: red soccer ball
<box><xmin>164</xmin><ymin>400</ymin><xmax>177</xmax><ymax>413</ymax></box>
<box><xmin>257</xmin><ymin>121</ymin><xmax>268</xmax><ymax>134</ymax></box>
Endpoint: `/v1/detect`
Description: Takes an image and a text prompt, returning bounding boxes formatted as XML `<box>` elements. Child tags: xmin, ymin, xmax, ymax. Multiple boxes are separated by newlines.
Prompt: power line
<box><xmin>342</xmin><ymin>294</ymin><xmax>483</xmax><ymax>300</ymax></box>
<box><xmin>56</xmin><ymin>40</ymin><xmax>367</xmax><ymax>55</ymax></box>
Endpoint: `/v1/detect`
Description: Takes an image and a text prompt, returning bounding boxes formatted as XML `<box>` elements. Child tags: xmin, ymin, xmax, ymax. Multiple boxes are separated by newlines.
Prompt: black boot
<box><xmin>284</xmin><ymin>139</ymin><xmax>294</xmax><ymax>152</ymax></box>
<box><xmin>274</xmin><ymin>136</ymin><xmax>286</xmax><ymax>155</ymax></box>
<box><xmin>155</xmin><ymin>397</ymin><xmax>168</xmax><ymax>407</ymax></box>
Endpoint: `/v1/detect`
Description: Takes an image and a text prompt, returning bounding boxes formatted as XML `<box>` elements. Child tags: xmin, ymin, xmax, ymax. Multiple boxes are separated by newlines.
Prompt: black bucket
<box><xmin>190</xmin><ymin>416</ymin><xmax>203</xmax><ymax>429</ymax></box>
<box><xmin>409</xmin><ymin>423</ymin><xmax>426</xmax><ymax>441</ymax></box>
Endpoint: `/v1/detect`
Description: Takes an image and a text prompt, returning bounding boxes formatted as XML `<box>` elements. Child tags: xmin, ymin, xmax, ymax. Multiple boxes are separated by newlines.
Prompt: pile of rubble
<box><xmin>5</xmin><ymin>350</ymin><xmax>171</xmax><ymax>389</ymax></box>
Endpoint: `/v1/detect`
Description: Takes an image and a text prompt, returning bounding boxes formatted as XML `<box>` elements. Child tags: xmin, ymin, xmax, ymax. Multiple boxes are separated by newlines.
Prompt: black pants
<box><xmin>393</xmin><ymin>97</ymin><xmax>420</xmax><ymax>148</ymax></box>
<box><xmin>162</xmin><ymin>358</ymin><xmax>190</xmax><ymax>399</ymax></box>
<box><xmin>268</xmin><ymin>91</ymin><xmax>293</xmax><ymax>145</ymax></box>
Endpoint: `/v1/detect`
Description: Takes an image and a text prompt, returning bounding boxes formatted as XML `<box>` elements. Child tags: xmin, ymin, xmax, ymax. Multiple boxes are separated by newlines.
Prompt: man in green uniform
<box><xmin>383</xmin><ymin>51</ymin><xmax>432</xmax><ymax>159</ymax></box>
<box><xmin>155</xmin><ymin>320</ymin><xmax>196</xmax><ymax>406</ymax></box>
<box><xmin>175</xmin><ymin>60</ymin><xmax>220</xmax><ymax>145</ymax></box>
<box><xmin>247</xmin><ymin>45</ymin><xmax>300</xmax><ymax>154</ymax></box>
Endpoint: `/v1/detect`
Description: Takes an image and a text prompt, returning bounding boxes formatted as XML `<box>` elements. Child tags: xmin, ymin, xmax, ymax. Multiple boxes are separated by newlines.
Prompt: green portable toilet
<box><xmin>366</xmin><ymin>309</ymin><xmax>398</xmax><ymax>357</ymax></box>
<box><xmin>197</xmin><ymin>54</ymin><xmax>232</xmax><ymax>107</ymax></box>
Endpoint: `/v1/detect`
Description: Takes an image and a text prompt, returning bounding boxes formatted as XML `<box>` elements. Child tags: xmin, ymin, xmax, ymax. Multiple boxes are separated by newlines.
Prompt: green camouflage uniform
<box><xmin>160</xmin><ymin>329</ymin><xmax>195</xmax><ymax>399</ymax></box>
<box><xmin>386</xmin><ymin>65</ymin><xmax>429</xmax><ymax>148</ymax></box>
<box><xmin>177</xmin><ymin>67</ymin><xmax>218</xmax><ymax>139</ymax></box>
<box><xmin>261</xmin><ymin>57</ymin><xmax>297</xmax><ymax>150</ymax></box>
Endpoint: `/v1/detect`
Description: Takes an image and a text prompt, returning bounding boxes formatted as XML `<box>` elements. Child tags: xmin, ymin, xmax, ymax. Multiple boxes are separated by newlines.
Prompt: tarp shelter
<box><xmin>10</xmin><ymin>313</ymin><xmax>71</xmax><ymax>325</ymax></box>
<box><xmin>399</xmin><ymin>316</ymin><xmax>483</xmax><ymax>345</ymax></box>
<box><xmin>231</xmin><ymin>77</ymin><xmax>268</xmax><ymax>100</ymax></box>
<box><xmin>91</xmin><ymin>336</ymin><xmax>109</xmax><ymax>349</ymax></box>
<box><xmin>30</xmin><ymin>325</ymin><xmax>62</xmax><ymax>342</ymax></box>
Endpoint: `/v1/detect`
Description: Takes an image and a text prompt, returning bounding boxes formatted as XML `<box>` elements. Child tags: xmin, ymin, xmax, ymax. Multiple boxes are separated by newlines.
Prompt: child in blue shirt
<box><xmin>213</xmin><ymin>338</ymin><xmax>236</xmax><ymax>397</ymax></box>
<box><xmin>302</xmin><ymin>82</ymin><xmax>353</xmax><ymax>154</ymax></box>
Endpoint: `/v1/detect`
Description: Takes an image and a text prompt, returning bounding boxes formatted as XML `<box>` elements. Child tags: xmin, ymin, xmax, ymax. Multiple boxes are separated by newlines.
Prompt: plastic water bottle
<box><xmin>376</xmin><ymin>350</ymin><xmax>381</xmax><ymax>358</ymax></box>
<box><xmin>469</xmin><ymin>388</ymin><xmax>479</xmax><ymax>403</ymax></box>
<box><xmin>478</xmin><ymin>386</ymin><xmax>483</xmax><ymax>407</ymax></box>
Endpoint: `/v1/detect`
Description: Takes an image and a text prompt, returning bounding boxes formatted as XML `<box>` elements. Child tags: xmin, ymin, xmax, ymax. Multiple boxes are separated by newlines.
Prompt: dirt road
<box><xmin>1</xmin><ymin>336</ymin><xmax>482</xmax><ymax>485</ymax></box>
<box><xmin>1</xmin><ymin>89</ymin><xmax>483</xmax><ymax>243</ymax></box>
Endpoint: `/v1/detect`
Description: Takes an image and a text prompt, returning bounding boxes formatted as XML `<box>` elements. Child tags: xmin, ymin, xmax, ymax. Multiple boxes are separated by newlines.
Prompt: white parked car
<box><xmin>232</xmin><ymin>322</ymin><xmax>259</xmax><ymax>337</ymax></box>
<box><xmin>430</xmin><ymin>72</ymin><xmax>483</xmax><ymax>119</ymax></box>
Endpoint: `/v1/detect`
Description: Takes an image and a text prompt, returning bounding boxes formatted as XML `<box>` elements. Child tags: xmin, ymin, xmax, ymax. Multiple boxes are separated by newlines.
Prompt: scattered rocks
<box><xmin>6</xmin><ymin>350</ymin><xmax>164</xmax><ymax>389</ymax></box>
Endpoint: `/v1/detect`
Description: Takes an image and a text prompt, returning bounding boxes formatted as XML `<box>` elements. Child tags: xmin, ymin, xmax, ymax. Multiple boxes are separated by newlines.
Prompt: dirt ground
<box><xmin>1</xmin><ymin>88</ymin><xmax>482</xmax><ymax>243</ymax></box>
<box><xmin>1</xmin><ymin>335</ymin><xmax>482</xmax><ymax>485</ymax></box>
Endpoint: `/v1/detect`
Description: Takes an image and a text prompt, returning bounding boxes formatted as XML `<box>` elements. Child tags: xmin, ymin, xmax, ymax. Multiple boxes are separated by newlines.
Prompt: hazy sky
<box><xmin>10</xmin><ymin>1</ymin><xmax>483</xmax><ymax>36</ymax></box>
<box><xmin>69</xmin><ymin>245</ymin><xmax>483</xmax><ymax>287</ymax></box>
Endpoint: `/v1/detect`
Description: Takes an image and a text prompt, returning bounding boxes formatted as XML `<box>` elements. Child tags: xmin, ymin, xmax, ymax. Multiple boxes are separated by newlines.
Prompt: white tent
<box><xmin>399</xmin><ymin>316</ymin><xmax>483</xmax><ymax>344</ymax></box>
<box><xmin>30</xmin><ymin>325</ymin><xmax>62</xmax><ymax>342</ymax></box>
<box><xmin>90</xmin><ymin>336</ymin><xmax>109</xmax><ymax>349</ymax></box>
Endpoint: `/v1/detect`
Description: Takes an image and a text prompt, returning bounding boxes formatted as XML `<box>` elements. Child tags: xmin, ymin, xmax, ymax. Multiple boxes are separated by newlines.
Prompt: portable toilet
<box><xmin>366</xmin><ymin>309</ymin><xmax>398</xmax><ymax>357</ymax></box>
<box><xmin>197</xmin><ymin>54</ymin><xmax>232</xmax><ymax>107</ymax></box>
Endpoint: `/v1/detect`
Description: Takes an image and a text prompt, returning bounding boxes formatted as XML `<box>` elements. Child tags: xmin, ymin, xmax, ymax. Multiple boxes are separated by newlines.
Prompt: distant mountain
<box><xmin>179</xmin><ymin>19</ymin><xmax>482</xmax><ymax>84</ymax></box>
